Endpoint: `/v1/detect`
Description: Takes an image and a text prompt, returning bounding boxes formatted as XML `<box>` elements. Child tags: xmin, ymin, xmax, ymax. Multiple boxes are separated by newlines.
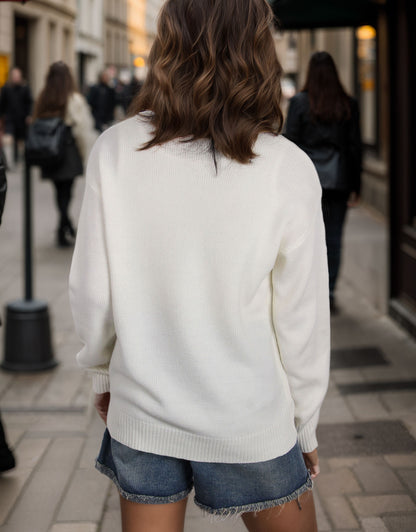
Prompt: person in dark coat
<box><xmin>115</xmin><ymin>75</ymin><xmax>143</xmax><ymax>115</ymax></box>
<box><xmin>87</xmin><ymin>70</ymin><xmax>116</xmax><ymax>132</ymax></box>
<box><xmin>0</xmin><ymin>68</ymin><xmax>33</xmax><ymax>163</ymax></box>
<box><xmin>33</xmin><ymin>62</ymin><xmax>96</xmax><ymax>247</ymax></box>
<box><xmin>0</xmin><ymin>149</ymin><xmax>16</xmax><ymax>473</ymax></box>
<box><xmin>285</xmin><ymin>51</ymin><xmax>362</xmax><ymax>313</ymax></box>
<box><xmin>124</xmin><ymin>76</ymin><xmax>143</xmax><ymax>113</ymax></box>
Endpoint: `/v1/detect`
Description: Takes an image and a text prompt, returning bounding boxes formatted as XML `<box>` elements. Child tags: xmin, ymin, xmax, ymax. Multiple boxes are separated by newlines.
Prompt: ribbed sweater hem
<box><xmin>107</xmin><ymin>407</ymin><xmax>298</xmax><ymax>464</ymax></box>
<box><xmin>91</xmin><ymin>372</ymin><xmax>110</xmax><ymax>394</ymax></box>
<box><xmin>297</xmin><ymin>412</ymin><xmax>320</xmax><ymax>453</ymax></box>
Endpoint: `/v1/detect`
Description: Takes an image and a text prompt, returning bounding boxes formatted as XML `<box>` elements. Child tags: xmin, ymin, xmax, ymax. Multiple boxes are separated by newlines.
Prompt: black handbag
<box><xmin>310</xmin><ymin>146</ymin><xmax>341</xmax><ymax>190</ymax></box>
<box><xmin>26</xmin><ymin>117</ymin><xmax>67</xmax><ymax>169</ymax></box>
<box><xmin>41</xmin><ymin>127</ymin><xmax>83</xmax><ymax>182</ymax></box>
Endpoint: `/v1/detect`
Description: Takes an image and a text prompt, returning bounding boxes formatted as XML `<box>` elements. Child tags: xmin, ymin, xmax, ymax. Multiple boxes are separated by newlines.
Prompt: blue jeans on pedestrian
<box><xmin>322</xmin><ymin>189</ymin><xmax>349</xmax><ymax>301</ymax></box>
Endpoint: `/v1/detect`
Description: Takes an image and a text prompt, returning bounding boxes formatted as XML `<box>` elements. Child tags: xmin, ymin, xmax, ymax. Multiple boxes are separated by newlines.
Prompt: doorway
<box><xmin>14</xmin><ymin>16</ymin><xmax>30</xmax><ymax>81</ymax></box>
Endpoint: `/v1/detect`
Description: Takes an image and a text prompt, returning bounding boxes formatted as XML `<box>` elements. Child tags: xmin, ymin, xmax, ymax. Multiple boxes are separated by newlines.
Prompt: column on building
<box><xmin>104</xmin><ymin>0</ymin><xmax>129</xmax><ymax>73</ymax></box>
<box><xmin>76</xmin><ymin>0</ymin><xmax>105</xmax><ymax>92</ymax></box>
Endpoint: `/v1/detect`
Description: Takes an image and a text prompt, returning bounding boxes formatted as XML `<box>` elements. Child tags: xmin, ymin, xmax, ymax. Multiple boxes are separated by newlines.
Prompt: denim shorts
<box><xmin>96</xmin><ymin>428</ymin><xmax>312</xmax><ymax>516</ymax></box>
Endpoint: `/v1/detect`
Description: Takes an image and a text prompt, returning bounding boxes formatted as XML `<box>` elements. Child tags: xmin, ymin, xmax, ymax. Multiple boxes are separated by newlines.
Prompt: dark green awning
<box><xmin>269</xmin><ymin>0</ymin><xmax>382</xmax><ymax>29</ymax></box>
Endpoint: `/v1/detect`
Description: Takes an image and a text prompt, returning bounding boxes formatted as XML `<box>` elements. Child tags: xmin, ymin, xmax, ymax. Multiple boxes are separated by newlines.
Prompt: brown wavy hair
<box><xmin>34</xmin><ymin>61</ymin><xmax>76</xmax><ymax>119</ymax></box>
<box><xmin>303</xmin><ymin>52</ymin><xmax>351</xmax><ymax>123</ymax></box>
<box><xmin>130</xmin><ymin>0</ymin><xmax>283</xmax><ymax>164</ymax></box>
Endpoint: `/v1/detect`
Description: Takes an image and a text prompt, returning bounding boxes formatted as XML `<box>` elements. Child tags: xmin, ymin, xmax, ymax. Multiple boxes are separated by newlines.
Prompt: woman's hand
<box><xmin>302</xmin><ymin>449</ymin><xmax>320</xmax><ymax>479</ymax></box>
<box><xmin>94</xmin><ymin>392</ymin><xmax>110</xmax><ymax>424</ymax></box>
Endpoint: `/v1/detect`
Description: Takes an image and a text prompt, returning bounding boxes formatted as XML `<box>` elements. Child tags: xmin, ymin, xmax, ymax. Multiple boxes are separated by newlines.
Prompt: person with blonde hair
<box><xmin>70</xmin><ymin>1</ymin><xmax>330</xmax><ymax>531</ymax></box>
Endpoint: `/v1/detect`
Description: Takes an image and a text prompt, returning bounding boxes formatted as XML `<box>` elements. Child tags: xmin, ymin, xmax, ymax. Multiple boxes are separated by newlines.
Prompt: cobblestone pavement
<box><xmin>1</xmin><ymin>161</ymin><xmax>416</xmax><ymax>532</ymax></box>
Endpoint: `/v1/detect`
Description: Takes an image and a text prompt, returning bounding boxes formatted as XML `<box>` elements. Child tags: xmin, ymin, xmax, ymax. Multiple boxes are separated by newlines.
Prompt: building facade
<box><xmin>0</xmin><ymin>0</ymin><xmax>164</xmax><ymax>94</ymax></box>
<box><xmin>76</xmin><ymin>0</ymin><xmax>105</xmax><ymax>92</ymax></box>
<box><xmin>104</xmin><ymin>0</ymin><xmax>129</xmax><ymax>71</ymax></box>
<box><xmin>127</xmin><ymin>0</ymin><xmax>147</xmax><ymax>64</ymax></box>
<box><xmin>0</xmin><ymin>0</ymin><xmax>77</xmax><ymax>95</ymax></box>
<box><xmin>126</xmin><ymin>0</ymin><xmax>163</xmax><ymax>81</ymax></box>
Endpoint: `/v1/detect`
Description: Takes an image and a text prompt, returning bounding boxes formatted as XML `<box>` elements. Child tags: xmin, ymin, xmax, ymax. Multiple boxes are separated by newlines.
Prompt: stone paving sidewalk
<box><xmin>0</xmin><ymin>162</ymin><xmax>416</xmax><ymax>532</ymax></box>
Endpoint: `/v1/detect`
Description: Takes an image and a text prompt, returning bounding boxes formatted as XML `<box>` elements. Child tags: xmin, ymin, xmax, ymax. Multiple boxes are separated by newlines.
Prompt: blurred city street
<box><xmin>0</xmin><ymin>0</ymin><xmax>415</xmax><ymax>531</ymax></box>
<box><xmin>0</xmin><ymin>159</ymin><xmax>415</xmax><ymax>532</ymax></box>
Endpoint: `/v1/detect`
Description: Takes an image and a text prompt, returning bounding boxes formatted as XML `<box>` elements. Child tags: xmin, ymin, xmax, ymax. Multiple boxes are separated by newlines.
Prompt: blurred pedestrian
<box><xmin>114</xmin><ymin>69</ymin><xmax>130</xmax><ymax>117</ymax></box>
<box><xmin>0</xmin><ymin>148</ymin><xmax>16</xmax><ymax>473</ymax></box>
<box><xmin>125</xmin><ymin>75</ymin><xmax>143</xmax><ymax>113</ymax></box>
<box><xmin>33</xmin><ymin>61</ymin><xmax>96</xmax><ymax>247</ymax></box>
<box><xmin>285</xmin><ymin>51</ymin><xmax>362</xmax><ymax>313</ymax></box>
<box><xmin>0</xmin><ymin>67</ymin><xmax>33</xmax><ymax>164</ymax></box>
<box><xmin>70</xmin><ymin>1</ymin><xmax>330</xmax><ymax>531</ymax></box>
<box><xmin>87</xmin><ymin>69</ymin><xmax>116</xmax><ymax>132</ymax></box>
<box><xmin>114</xmin><ymin>71</ymin><xmax>143</xmax><ymax>116</ymax></box>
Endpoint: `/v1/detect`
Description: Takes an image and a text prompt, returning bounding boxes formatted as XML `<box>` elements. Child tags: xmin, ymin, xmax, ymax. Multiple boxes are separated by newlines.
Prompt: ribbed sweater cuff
<box><xmin>297</xmin><ymin>412</ymin><xmax>319</xmax><ymax>453</ymax></box>
<box><xmin>91</xmin><ymin>372</ymin><xmax>110</xmax><ymax>394</ymax></box>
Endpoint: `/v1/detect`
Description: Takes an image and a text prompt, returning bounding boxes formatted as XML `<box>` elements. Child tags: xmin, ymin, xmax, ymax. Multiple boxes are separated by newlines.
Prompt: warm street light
<box><xmin>134</xmin><ymin>56</ymin><xmax>146</xmax><ymax>68</ymax></box>
<box><xmin>356</xmin><ymin>25</ymin><xmax>377</xmax><ymax>40</ymax></box>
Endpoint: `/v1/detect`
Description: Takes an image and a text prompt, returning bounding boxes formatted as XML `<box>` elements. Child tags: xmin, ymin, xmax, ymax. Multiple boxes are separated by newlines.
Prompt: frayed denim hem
<box><xmin>95</xmin><ymin>459</ymin><xmax>192</xmax><ymax>505</ymax></box>
<box><xmin>194</xmin><ymin>473</ymin><xmax>313</xmax><ymax>518</ymax></box>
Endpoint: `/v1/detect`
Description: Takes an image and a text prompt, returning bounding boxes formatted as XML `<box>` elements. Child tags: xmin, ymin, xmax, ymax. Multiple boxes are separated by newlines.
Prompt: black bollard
<box><xmin>1</xmin><ymin>160</ymin><xmax>58</xmax><ymax>372</ymax></box>
<box><xmin>2</xmin><ymin>300</ymin><xmax>56</xmax><ymax>372</ymax></box>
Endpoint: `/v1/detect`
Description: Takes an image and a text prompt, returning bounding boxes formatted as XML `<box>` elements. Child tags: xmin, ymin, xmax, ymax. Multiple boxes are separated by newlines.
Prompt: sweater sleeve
<box><xmin>272</xmin><ymin>187</ymin><xmax>330</xmax><ymax>453</ymax></box>
<box><xmin>69</xmin><ymin>155</ymin><xmax>115</xmax><ymax>394</ymax></box>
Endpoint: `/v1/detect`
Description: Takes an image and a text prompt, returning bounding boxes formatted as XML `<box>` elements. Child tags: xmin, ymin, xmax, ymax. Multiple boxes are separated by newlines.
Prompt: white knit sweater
<box><xmin>69</xmin><ymin>115</ymin><xmax>330</xmax><ymax>463</ymax></box>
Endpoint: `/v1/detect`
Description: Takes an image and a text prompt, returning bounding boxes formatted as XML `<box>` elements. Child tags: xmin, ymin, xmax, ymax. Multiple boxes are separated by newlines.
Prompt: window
<box><xmin>49</xmin><ymin>21</ymin><xmax>57</xmax><ymax>64</ymax></box>
<box><xmin>64</xmin><ymin>28</ymin><xmax>71</xmax><ymax>65</ymax></box>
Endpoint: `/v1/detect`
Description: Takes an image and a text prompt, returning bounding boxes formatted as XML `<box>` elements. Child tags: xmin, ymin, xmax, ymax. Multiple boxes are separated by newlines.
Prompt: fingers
<box><xmin>309</xmin><ymin>463</ymin><xmax>320</xmax><ymax>480</ymax></box>
<box><xmin>94</xmin><ymin>392</ymin><xmax>110</xmax><ymax>424</ymax></box>
<box><xmin>96</xmin><ymin>405</ymin><xmax>107</xmax><ymax>424</ymax></box>
<box><xmin>94</xmin><ymin>401</ymin><xmax>107</xmax><ymax>423</ymax></box>
<box><xmin>303</xmin><ymin>449</ymin><xmax>320</xmax><ymax>479</ymax></box>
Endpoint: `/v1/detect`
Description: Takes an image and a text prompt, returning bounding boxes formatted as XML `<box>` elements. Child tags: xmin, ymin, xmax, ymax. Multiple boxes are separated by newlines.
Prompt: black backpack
<box><xmin>26</xmin><ymin>117</ymin><xmax>67</xmax><ymax>169</ymax></box>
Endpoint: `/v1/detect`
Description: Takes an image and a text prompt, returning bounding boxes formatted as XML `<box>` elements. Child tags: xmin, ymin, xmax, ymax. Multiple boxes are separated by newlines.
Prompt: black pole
<box><xmin>1</xmin><ymin>157</ymin><xmax>57</xmax><ymax>372</ymax></box>
<box><xmin>24</xmin><ymin>160</ymin><xmax>33</xmax><ymax>300</ymax></box>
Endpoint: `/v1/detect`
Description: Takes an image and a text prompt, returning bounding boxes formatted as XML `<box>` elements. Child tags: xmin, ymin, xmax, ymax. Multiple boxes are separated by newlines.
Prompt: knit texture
<box><xmin>69</xmin><ymin>115</ymin><xmax>330</xmax><ymax>463</ymax></box>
